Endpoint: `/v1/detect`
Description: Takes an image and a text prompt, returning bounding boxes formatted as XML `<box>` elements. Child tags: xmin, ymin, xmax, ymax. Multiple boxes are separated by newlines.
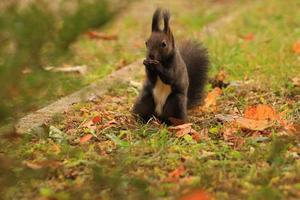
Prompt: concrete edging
<box><xmin>15</xmin><ymin>60</ymin><xmax>143</xmax><ymax>134</ymax></box>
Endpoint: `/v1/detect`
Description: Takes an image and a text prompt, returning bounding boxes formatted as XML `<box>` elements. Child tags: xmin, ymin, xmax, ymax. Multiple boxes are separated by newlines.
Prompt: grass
<box><xmin>1</xmin><ymin>0</ymin><xmax>300</xmax><ymax>199</ymax></box>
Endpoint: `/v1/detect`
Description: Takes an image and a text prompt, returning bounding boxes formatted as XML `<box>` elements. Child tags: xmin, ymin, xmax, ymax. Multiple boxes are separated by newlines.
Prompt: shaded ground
<box><xmin>1</xmin><ymin>0</ymin><xmax>300</xmax><ymax>199</ymax></box>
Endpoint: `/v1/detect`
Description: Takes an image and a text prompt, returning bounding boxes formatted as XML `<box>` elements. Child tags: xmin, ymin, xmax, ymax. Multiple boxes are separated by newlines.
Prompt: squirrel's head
<box><xmin>145</xmin><ymin>8</ymin><xmax>175</xmax><ymax>62</ymax></box>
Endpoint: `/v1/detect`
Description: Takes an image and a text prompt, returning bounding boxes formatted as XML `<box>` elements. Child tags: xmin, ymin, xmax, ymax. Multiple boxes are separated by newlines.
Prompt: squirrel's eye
<box><xmin>145</xmin><ymin>41</ymin><xmax>148</xmax><ymax>46</ymax></box>
<box><xmin>161</xmin><ymin>41</ymin><xmax>167</xmax><ymax>48</ymax></box>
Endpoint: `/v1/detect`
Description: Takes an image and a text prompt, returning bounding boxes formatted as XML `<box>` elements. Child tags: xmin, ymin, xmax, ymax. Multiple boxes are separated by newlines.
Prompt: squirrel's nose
<box><xmin>149</xmin><ymin>54</ymin><xmax>155</xmax><ymax>60</ymax></box>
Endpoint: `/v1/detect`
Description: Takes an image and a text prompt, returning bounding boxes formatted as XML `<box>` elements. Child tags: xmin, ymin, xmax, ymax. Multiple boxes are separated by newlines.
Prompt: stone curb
<box><xmin>15</xmin><ymin>59</ymin><xmax>143</xmax><ymax>134</ymax></box>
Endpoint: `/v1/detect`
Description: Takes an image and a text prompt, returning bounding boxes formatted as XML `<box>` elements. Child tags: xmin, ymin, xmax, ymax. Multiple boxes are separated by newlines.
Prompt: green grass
<box><xmin>1</xmin><ymin>0</ymin><xmax>300</xmax><ymax>199</ymax></box>
<box><xmin>206</xmin><ymin>0</ymin><xmax>300</xmax><ymax>89</ymax></box>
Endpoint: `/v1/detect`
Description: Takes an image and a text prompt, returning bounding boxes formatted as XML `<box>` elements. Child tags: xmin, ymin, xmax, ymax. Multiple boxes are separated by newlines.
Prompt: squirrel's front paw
<box><xmin>143</xmin><ymin>59</ymin><xmax>159</xmax><ymax>71</ymax></box>
<box><xmin>143</xmin><ymin>59</ymin><xmax>151</xmax><ymax>67</ymax></box>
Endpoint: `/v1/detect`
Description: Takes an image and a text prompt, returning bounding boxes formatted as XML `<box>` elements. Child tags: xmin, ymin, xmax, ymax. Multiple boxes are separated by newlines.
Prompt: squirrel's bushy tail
<box><xmin>179</xmin><ymin>40</ymin><xmax>209</xmax><ymax>109</ymax></box>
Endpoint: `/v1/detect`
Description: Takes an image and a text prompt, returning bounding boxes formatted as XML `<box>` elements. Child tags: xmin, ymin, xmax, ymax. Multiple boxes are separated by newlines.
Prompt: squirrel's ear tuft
<box><xmin>152</xmin><ymin>8</ymin><xmax>161</xmax><ymax>32</ymax></box>
<box><xmin>162</xmin><ymin>9</ymin><xmax>170</xmax><ymax>33</ymax></box>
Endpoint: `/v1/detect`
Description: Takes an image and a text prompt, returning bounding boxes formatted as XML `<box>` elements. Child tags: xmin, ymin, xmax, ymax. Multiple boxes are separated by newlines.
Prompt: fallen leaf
<box><xmin>164</xmin><ymin>165</ymin><xmax>185</xmax><ymax>182</ymax></box>
<box><xmin>80</xmin><ymin>134</ymin><xmax>93</xmax><ymax>143</ymax></box>
<box><xmin>216</xmin><ymin>114</ymin><xmax>273</xmax><ymax>131</ymax></box>
<box><xmin>82</xmin><ymin>120</ymin><xmax>96</xmax><ymax>131</ymax></box>
<box><xmin>80</xmin><ymin>108</ymin><xmax>89</xmax><ymax>113</ymax></box>
<box><xmin>244</xmin><ymin>104</ymin><xmax>295</xmax><ymax>131</ymax></box>
<box><xmin>107</xmin><ymin>119</ymin><xmax>117</xmax><ymax>125</ymax></box>
<box><xmin>191</xmin><ymin>131</ymin><xmax>202</xmax><ymax>142</ymax></box>
<box><xmin>244</xmin><ymin>104</ymin><xmax>279</xmax><ymax>121</ymax></box>
<box><xmin>292</xmin><ymin>41</ymin><xmax>300</xmax><ymax>54</ymax></box>
<box><xmin>202</xmin><ymin>87</ymin><xmax>222</xmax><ymax>110</ymax></box>
<box><xmin>169</xmin><ymin>123</ymin><xmax>192</xmax><ymax>137</ymax></box>
<box><xmin>169</xmin><ymin>165</ymin><xmax>185</xmax><ymax>178</ymax></box>
<box><xmin>235</xmin><ymin>117</ymin><xmax>273</xmax><ymax>131</ymax></box>
<box><xmin>92</xmin><ymin>116</ymin><xmax>102</xmax><ymax>124</ymax></box>
<box><xmin>180</xmin><ymin>189</ymin><xmax>213</xmax><ymax>200</ymax></box>
<box><xmin>221</xmin><ymin>125</ymin><xmax>245</xmax><ymax>148</ymax></box>
<box><xmin>241</xmin><ymin>33</ymin><xmax>255</xmax><ymax>41</ymax></box>
<box><xmin>86</xmin><ymin>31</ymin><xmax>118</xmax><ymax>40</ymax></box>
<box><xmin>168</xmin><ymin>123</ymin><xmax>203</xmax><ymax>141</ymax></box>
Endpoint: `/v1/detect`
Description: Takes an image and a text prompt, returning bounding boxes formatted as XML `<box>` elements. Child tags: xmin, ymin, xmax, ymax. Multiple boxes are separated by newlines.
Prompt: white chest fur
<box><xmin>152</xmin><ymin>77</ymin><xmax>171</xmax><ymax>115</ymax></box>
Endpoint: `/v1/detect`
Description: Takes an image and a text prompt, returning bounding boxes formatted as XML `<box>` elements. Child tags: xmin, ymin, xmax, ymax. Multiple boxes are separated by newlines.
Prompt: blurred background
<box><xmin>0</xmin><ymin>0</ymin><xmax>131</xmax><ymax>127</ymax></box>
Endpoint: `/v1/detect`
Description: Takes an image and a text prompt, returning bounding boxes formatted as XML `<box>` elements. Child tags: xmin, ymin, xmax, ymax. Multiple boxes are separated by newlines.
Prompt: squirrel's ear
<box><xmin>163</xmin><ymin>10</ymin><xmax>171</xmax><ymax>33</ymax></box>
<box><xmin>152</xmin><ymin>8</ymin><xmax>161</xmax><ymax>32</ymax></box>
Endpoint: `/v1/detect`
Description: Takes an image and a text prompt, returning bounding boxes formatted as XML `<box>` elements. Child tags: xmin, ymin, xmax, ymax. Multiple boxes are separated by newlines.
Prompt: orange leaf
<box><xmin>244</xmin><ymin>104</ymin><xmax>279</xmax><ymax>121</ymax></box>
<box><xmin>241</xmin><ymin>33</ymin><xmax>255</xmax><ymax>41</ymax></box>
<box><xmin>169</xmin><ymin>123</ymin><xmax>202</xmax><ymax>141</ymax></box>
<box><xmin>92</xmin><ymin>116</ymin><xmax>102</xmax><ymax>124</ymax></box>
<box><xmin>169</xmin><ymin>123</ymin><xmax>192</xmax><ymax>136</ymax></box>
<box><xmin>164</xmin><ymin>165</ymin><xmax>185</xmax><ymax>182</ymax></box>
<box><xmin>169</xmin><ymin>165</ymin><xmax>185</xmax><ymax>178</ymax></box>
<box><xmin>203</xmin><ymin>87</ymin><xmax>222</xmax><ymax>109</ymax></box>
<box><xmin>180</xmin><ymin>189</ymin><xmax>213</xmax><ymax>200</ymax></box>
<box><xmin>292</xmin><ymin>41</ymin><xmax>300</xmax><ymax>54</ymax></box>
<box><xmin>191</xmin><ymin>132</ymin><xmax>202</xmax><ymax>142</ymax></box>
<box><xmin>235</xmin><ymin>117</ymin><xmax>273</xmax><ymax>131</ymax></box>
<box><xmin>216</xmin><ymin>114</ymin><xmax>273</xmax><ymax>131</ymax></box>
<box><xmin>80</xmin><ymin>134</ymin><xmax>93</xmax><ymax>143</ymax></box>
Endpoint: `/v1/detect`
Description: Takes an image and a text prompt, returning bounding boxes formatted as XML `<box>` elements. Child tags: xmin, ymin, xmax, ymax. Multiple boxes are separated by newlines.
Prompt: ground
<box><xmin>1</xmin><ymin>0</ymin><xmax>300</xmax><ymax>199</ymax></box>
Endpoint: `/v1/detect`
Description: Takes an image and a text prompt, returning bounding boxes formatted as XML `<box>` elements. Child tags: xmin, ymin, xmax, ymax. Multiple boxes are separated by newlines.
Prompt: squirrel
<box><xmin>132</xmin><ymin>8</ymin><xmax>209</xmax><ymax>124</ymax></box>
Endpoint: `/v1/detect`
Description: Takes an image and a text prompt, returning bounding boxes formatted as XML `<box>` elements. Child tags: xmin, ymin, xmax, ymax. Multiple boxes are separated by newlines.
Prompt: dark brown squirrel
<box><xmin>132</xmin><ymin>8</ymin><xmax>209</xmax><ymax>124</ymax></box>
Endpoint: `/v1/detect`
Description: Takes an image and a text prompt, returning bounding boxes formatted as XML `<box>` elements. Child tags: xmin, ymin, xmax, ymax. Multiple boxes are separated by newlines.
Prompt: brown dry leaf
<box><xmin>164</xmin><ymin>165</ymin><xmax>185</xmax><ymax>182</ymax></box>
<box><xmin>244</xmin><ymin>104</ymin><xmax>279</xmax><ymax>121</ymax></box>
<box><xmin>169</xmin><ymin>123</ymin><xmax>193</xmax><ymax>137</ymax></box>
<box><xmin>82</xmin><ymin>120</ymin><xmax>96</xmax><ymax>131</ymax></box>
<box><xmin>180</xmin><ymin>189</ymin><xmax>213</xmax><ymax>200</ymax></box>
<box><xmin>244</xmin><ymin>104</ymin><xmax>295</xmax><ymax>131</ymax></box>
<box><xmin>216</xmin><ymin>114</ymin><xmax>273</xmax><ymax>131</ymax></box>
<box><xmin>235</xmin><ymin>117</ymin><xmax>273</xmax><ymax>131</ymax></box>
<box><xmin>292</xmin><ymin>41</ymin><xmax>300</xmax><ymax>54</ymax></box>
<box><xmin>241</xmin><ymin>33</ymin><xmax>255</xmax><ymax>41</ymax></box>
<box><xmin>92</xmin><ymin>116</ymin><xmax>102</xmax><ymax>124</ymax></box>
<box><xmin>86</xmin><ymin>31</ymin><xmax>118</xmax><ymax>40</ymax></box>
<box><xmin>191</xmin><ymin>131</ymin><xmax>202</xmax><ymax>142</ymax></box>
<box><xmin>169</xmin><ymin>123</ymin><xmax>203</xmax><ymax>141</ymax></box>
<box><xmin>79</xmin><ymin>108</ymin><xmax>89</xmax><ymax>113</ymax></box>
<box><xmin>80</xmin><ymin>134</ymin><xmax>93</xmax><ymax>144</ymax></box>
<box><xmin>284</xmin><ymin>123</ymin><xmax>299</xmax><ymax>134</ymax></box>
<box><xmin>202</xmin><ymin>87</ymin><xmax>222</xmax><ymax>110</ymax></box>
<box><xmin>222</xmin><ymin>125</ymin><xmax>245</xmax><ymax>148</ymax></box>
